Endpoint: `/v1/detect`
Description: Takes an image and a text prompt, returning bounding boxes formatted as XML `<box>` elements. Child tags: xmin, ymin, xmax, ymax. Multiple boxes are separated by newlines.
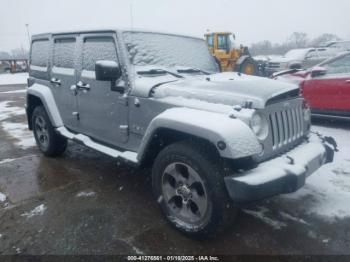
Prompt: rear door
<box><xmin>74</xmin><ymin>33</ymin><xmax>128</xmax><ymax>146</ymax></box>
<box><xmin>50</xmin><ymin>35</ymin><xmax>79</xmax><ymax>129</ymax></box>
<box><xmin>303</xmin><ymin>54</ymin><xmax>350</xmax><ymax>114</ymax></box>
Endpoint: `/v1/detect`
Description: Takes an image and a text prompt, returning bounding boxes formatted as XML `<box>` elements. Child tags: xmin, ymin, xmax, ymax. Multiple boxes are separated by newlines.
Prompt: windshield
<box><xmin>123</xmin><ymin>31</ymin><xmax>219</xmax><ymax>73</ymax></box>
<box><xmin>284</xmin><ymin>49</ymin><xmax>311</xmax><ymax>60</ymax></box>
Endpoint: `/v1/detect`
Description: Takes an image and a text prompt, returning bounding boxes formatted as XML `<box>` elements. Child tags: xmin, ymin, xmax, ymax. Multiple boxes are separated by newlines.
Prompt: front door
<box><xmin>74</xmin><ymin>34</ymin><xmax>128</xmax><ymax>146</ymax></box>
<box><xmin>50</xmin><ymin>36</ymin><xmax>79</xmax><ymax>129</ymax></box>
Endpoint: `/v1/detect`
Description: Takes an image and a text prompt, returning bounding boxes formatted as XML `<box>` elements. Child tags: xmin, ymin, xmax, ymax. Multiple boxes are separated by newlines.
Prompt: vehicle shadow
<box><xmin>312</xmin><ymin>117</ymin><xmax>350</xmax><ymax>130</ymax></box>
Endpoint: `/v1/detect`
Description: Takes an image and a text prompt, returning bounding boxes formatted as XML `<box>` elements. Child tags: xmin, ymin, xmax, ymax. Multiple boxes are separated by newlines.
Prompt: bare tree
<box><xmin>286</xmin><ymin>32</ymin><xmax>309</xmax><ymax>49</ymax></box>
<box><xmin>309</xmin><ymin>33</ymin><xmax>341</xmax><ymax>47</ymax></box>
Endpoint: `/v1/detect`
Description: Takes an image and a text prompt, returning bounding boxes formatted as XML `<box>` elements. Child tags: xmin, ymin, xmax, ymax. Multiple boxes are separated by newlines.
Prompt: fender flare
<box><xmin>137</xmin><ymin>107</ymin><xmax>262</xmax><ymax>162</ymax></box>
<box><xmin>27</xmin><ymin>83</ymin><xmax>63</xmax><ymax>127</ymax></box>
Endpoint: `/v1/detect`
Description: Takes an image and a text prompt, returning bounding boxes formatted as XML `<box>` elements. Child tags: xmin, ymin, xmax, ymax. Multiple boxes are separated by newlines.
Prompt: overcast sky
<box><xmin>1</xmin><ymin>0</ymin><xmax>349</xmax><ymax>52</ymax></box>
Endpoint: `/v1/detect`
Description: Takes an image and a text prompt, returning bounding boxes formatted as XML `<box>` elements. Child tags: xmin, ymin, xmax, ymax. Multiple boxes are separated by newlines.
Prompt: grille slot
<box><xmin>268</xmin><ymin>102</ymin><xmax>304</xmax><ymax>150</ymax></box>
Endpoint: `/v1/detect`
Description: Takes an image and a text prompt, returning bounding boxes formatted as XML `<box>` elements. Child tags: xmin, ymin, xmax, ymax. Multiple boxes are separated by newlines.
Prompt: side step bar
<box><xmin>56</xmin><ymin>127</ymin><xmax>138</xmax><ymax>163</ymax></box>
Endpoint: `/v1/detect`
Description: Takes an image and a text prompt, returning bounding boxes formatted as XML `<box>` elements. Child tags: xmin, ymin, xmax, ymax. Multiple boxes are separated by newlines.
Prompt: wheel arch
<box><xmin>26</xmin><ymin>84</ymin><xmax>63</xmax><ymax>129</ymax></box>
<box><xmin>137</xmin><ymin>108</ymin><xmax>262</xmax><ymax>166</ymax></box>
<box><xmin>26</xmin><ymin>94</ymin><xmax>43</xmax><ymax>130</ymax></box>
<box><xmin>138</xmin><ymin>127</ymin><xmax>220</xmax><ymax>167</ymax></box>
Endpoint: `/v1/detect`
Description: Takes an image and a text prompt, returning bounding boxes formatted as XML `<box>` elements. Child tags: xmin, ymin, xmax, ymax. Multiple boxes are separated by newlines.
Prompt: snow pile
<box><xmin>1</xmin><ymin>122</ymin><xmax>35</xmax><ymax>149</ymax></box>
<box><xmin>279</xmin><ymin>211</ymin><xmax>310</xmax><ymax>225</ymax></box>
<box><xmin>0</xmin><ymin>101</ymin><xmax>35</xmax><ymax>149</ymax></box>
<box><xmin>76</xmin><ymin>191</ymin><xmax>96</xmax><ymax>197</ymax></box>
<box><xmin>21</xmin><ymin>204</ymin><xmax>46</xmax><ymax>218</ymax></box>
<box><xmin>0</xmin><ymin>101</ymin><xmax>25</xmax><ymax>121</ymax></box>
<box><xmin>0</xmin><ymin>158</ymin><xmax>16</xmax><ymax>165</ymax></box>
<box><xmin>243</xmin><ymin>207</ymin><xmax>287</xmax><ymax>230</ymax></box>
<box><xmin>0</xmin><ymin>73</ymin><xmax>28</xmax><ymax>86</ymax></box>
<box><xmin>0</xmin><ymin>192</ymin><xmax>6</xmax><ymax>202</ymax></box>
<box><xmin>282</xmin><ymin>125</ymin><xmax>350</xmax><ymax>220</ymax></box>
<box><xmin>0</xmin><ymin>89</ymin><xmax>26</xmax><ymax>94</ymax></box>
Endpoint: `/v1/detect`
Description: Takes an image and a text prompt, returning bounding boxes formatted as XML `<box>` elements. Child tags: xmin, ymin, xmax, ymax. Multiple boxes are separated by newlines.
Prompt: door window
<box><xmin>82</xmin><ymin>37</ymin><xmax>118</xmax><ymax>71</ymax></box>
<box><xmin>217</xmin><ymin>35</ymin><xmax>228</xmax><ymax>50</ymax></box>
<box><xmin>323</xmin><ymin>54</ymin><xmax>350</xmax><ymax>74</ymax></box>
<box><xmin>53</xmin><ymin>38</ymin><xmax>76</xmax><ymax>69</ymax></box>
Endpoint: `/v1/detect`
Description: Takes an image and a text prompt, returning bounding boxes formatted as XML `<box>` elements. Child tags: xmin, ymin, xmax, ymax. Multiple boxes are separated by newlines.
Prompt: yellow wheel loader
<box><xmin>205</xmin><ymin>32</ymin><xmax>259</xmax><ymax>75</ymax></box>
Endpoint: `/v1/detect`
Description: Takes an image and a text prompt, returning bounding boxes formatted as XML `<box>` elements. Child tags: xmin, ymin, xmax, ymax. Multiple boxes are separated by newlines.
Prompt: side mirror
<box><xmin>311</xmin><ymin>66</ymin><xmax>327</xmax><ymax>78</ymax></box>
<box><xmin>95</xmin><ymin>60</ymin><xmax>122</xmax><ymax>81</ymax></box>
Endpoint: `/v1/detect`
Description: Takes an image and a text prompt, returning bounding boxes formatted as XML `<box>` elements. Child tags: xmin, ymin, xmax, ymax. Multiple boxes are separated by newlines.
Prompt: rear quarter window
<box><xmin>31</xmin><ymin>39</ymin><xmax>49</xmax><ymax>68</ymax></box>
<box><xmin>30</xmin><ymin>39</ymin><xmax>50</xmax><ymax>79</ymax></box>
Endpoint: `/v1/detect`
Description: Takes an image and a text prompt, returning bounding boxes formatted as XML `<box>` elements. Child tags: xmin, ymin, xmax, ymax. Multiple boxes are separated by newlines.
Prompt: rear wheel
<box><xmin>32</xmin><ymin>106</ymin><xmax>67</xmax><ymax>157</ymax></box>
<box><xmin>152</xmin><ymin>140</ymin><xmax>236</xmax><ymax>239</ymax></box>
<box><xmin>239</xmin><ymin>58</ymin><xmax>258</xmax><ymax>75</ymax></box>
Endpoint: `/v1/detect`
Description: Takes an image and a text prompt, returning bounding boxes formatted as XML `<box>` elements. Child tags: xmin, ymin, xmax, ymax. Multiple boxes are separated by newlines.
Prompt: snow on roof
<box><xmin>32</xmin><ymin>28</ymin><xmax>203</xmax><ymax>41</ymax></box>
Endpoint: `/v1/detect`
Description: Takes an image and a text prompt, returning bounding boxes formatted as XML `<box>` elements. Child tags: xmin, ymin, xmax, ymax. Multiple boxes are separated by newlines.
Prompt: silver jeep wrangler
<box><xmin>26</xmin><ymin>29</ymin><xmax>335</xmax><ymax>238</ymax></box>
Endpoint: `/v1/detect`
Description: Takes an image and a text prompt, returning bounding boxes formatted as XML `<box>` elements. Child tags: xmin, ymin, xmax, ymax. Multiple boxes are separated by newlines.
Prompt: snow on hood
<box><xmin>132</xmin><ymin>72</ymin><xmax>299</xmax><ymax>109</ymax></box>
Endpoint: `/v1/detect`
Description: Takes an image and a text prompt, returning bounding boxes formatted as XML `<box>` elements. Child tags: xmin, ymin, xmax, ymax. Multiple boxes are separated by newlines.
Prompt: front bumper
<box><xmin>224</xmin><ymin>137</ymin><xmax>335</xmax><ymax>203</ymax></box>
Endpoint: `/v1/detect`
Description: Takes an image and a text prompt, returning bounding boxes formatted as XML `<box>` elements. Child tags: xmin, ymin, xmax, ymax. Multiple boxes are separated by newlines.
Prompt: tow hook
<box><xmin>286</xmin><ymin>156</ymin><xmax>295</xmax><ymax>165</ymax></box>
<box><xmin>323</xmin><ymin>136</ymin><xmax>339</xmax><ymax>152</ymax></box>
<box><xmin>311</xmin><ymin>132</ymin><xmax>338</xmax><ymax>164</ymax></box>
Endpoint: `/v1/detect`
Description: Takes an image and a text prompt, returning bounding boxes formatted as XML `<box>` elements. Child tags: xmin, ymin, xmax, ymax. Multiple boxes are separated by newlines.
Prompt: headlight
<box><xmin>250</xmin><ymin>112</ymin><xmax>269</xmax><ymax>140</ymax></box>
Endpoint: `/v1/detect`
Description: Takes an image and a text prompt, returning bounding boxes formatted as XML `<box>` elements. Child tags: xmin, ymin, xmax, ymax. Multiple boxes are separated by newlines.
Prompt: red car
<box><xmin>274</xmin><ymin>52</ymin><xmax>350</xmax><ymax>119</ymax></box>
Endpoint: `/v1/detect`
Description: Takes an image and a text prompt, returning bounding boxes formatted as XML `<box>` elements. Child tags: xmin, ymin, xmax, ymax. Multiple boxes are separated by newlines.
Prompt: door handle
<box><xmin>76</xmin><ymin>81</ymin><xmax>90</xmax><ymax>91</ymax></box>
<box><xmin>50</xmin><ymin>77</ymin><xmax>61</xmax><ymax>85</ymax></box>
<box><xmin>346</xmin><ymin>80</ymin><xmax>350</xmax><ymax>83</ymax></box>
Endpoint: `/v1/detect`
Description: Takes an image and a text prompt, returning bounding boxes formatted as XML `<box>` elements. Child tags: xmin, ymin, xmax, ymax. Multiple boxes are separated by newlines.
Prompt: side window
<box><xmin>305</xmin><ymin>50</ymin><xmax>317</xmax><ymax>59</ymax></box>
<box><xmin>206</xmin><ymin>35</ymin><xmax>214</xmax><ymax>47</ymax></box>
<box><xmin>217</xmin><ymin>35</ymin><xmax>228</xmax><ymax>50</ymax></box>
<box><xmin>324</xmin><ymin>55</ymin><xmax>350</xmax><ymax>74</ymax></box>
<box><xmin>82</xmin><ymin>37</ymin><xmax>117</xmax><ymax>71</ymax></box>
<box><xmin>31</xmin><ymin>39</ymin><xmax>49</xmax><ymax>69</ymax></box>
<box><xmin>53</xmin><ymin>38</ymin><xmax>76</xmax><ymax>68</ymax></box>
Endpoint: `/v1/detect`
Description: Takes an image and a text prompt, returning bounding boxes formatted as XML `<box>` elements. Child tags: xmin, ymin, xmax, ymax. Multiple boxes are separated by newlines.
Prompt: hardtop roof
<box><xmin>31</xmin><ymin>28</ymin><xmax>203</xmax><ymax>41</ymax></box>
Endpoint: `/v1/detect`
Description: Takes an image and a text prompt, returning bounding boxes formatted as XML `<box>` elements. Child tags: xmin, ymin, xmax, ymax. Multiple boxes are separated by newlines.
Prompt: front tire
<box><xmin>32</xmin><ymin>106</ymin><xmax>67</xmax><ymax>157</ymax></box>
<box><xmin>152</xmin><ymin>140</ymin><xmax>236</xmax><ymax>239</ymax></box>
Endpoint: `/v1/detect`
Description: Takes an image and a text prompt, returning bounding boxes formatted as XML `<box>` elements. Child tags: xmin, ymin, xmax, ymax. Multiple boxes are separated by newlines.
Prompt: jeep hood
<box><xmin>132</xmin><ymin>72</ymin><xmax>299</xmax><ymax>109</ymax></box>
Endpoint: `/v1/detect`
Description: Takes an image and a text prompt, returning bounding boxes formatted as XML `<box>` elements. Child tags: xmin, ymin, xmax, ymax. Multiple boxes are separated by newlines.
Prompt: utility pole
<box><xmin>25</xmin><ymin>24</ymin><xmax>31</xmax><ymax>47</ymax></box>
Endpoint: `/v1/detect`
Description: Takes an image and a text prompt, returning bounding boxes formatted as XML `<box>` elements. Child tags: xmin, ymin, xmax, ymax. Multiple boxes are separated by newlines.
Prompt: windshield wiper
<box><xmin>137</xmin><ymin>69</ymin><xmax>184</xmax><ymax>78</ymax></box>
<box><xmin>177</xmin><ymin>68</ymin><xmax>210</xmax><ymax>75</ymax></box>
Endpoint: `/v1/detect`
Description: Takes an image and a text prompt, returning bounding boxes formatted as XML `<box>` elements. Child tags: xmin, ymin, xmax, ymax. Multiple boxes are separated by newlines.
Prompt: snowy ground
<box><xmin>241</xmin><ymin>122</ymin><xmax>350</xmax><ymax>228</ymax></box>
<box><xmin>0</xmin><ymin>73</ymin><xmax>28</xmax><ymax>86</ymax></box>
<box><xmin>282</xmin><ymin>124</ymin><xmax>350</xmax><ymax>220</ymax></box>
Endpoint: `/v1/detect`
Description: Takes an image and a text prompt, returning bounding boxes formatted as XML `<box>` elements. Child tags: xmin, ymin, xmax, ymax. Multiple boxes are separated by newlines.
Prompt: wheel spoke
<box><xmin>178</xmin><ymin>202</ymin><xmax>193</xmax><ymax>220</ymax></box>
<box><xmin>190</xmin><ymin>190</ymin><xmax>207</xmax><ymax>217</ymax></box>
<box><xmin>164</xmin><ymin>163</ymin><xmax>185</xmax><ymax>186</ymax></box>
<box><xmin>162</xmin><ymin>178</ymin><xmax>177</xmax><ymax>202</ymax></box>
<box><xmin>187</xmin><ymin>168</ymin><xmax>200</xmax><ymax>187</ymax></box>
<box><xmin>34</xmin><ymin>116</ymin><xmax>50</xmax><ymax>148</ymax></box>
<box><xmin>35</xmin><ymin>118</ymin><xmax>43</xmax><ymax>131</ymax></box>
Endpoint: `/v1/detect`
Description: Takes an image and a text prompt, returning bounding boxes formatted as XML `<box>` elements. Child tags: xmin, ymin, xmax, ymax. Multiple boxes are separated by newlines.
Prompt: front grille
<box><xmin>268</xmin><ymin>62</ymin><xmax>281</xmax><ymax>69</ymax></box>
<box><xmin>268</xmin><ymin>102</ymin><xmax>304</xmax><ymax>150</ymax></box>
